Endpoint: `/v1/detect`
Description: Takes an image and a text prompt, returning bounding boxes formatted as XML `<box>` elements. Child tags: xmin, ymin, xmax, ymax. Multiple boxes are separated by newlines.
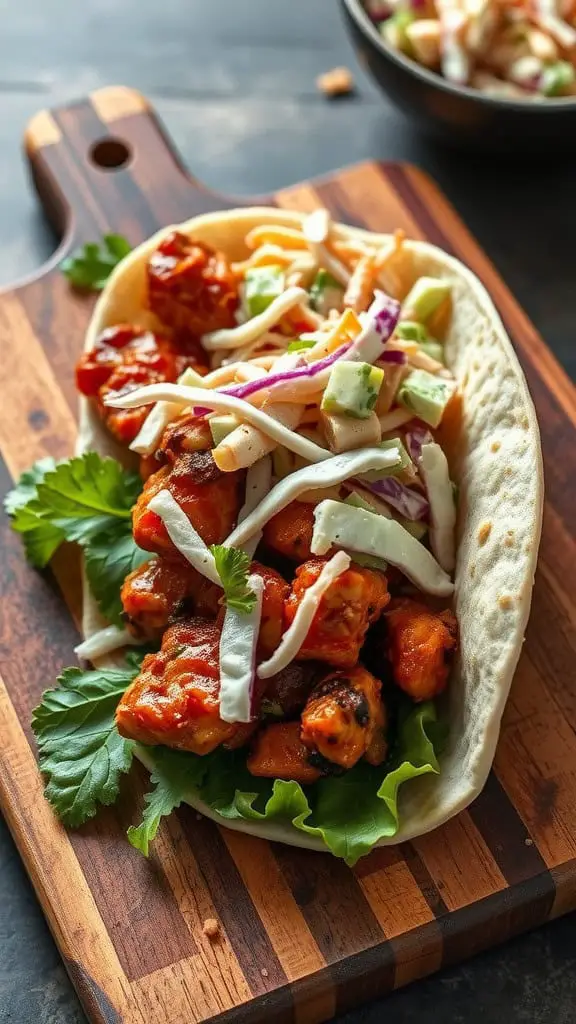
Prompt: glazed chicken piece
<box><xmin>133</xmin><ymin>450</ymin><xmax>243</xmax><ymax>556</ymax></box>
<box><xmin>75</xmin><ymin>323</ymin><xmax>207</xmax><ymax>445</ymax></box>
<box><xmin>262</xmin><ymin>500</ymin><xmax>315</xmax><ymax>563</ymax></box>
<box><xmin>211</xmin><ymin>560</ymin><xmax>289</xmax><ymax>658</ymax></box>
<box><xmin>247</xmin><ymin>721</ymin><xmax>322</xmax><ymax>784</ymax></box>
<box><xmin>156</xmin><ymin>413</ymin><xmax>214</xmax><ymax>465</ymax></box>
<box><xmin>283</xmin><ymin>557</ymin><xmax>390</xmax><ymax>668</ymax></box>
<box><xmin>300</xmin><ymin>666</ymin><xmax>388</xmax><ymax>770</ymax></box>
<box><xmin>250</xmin><ymin>562</ymin><xmax>290</xmax><ymax>658</ymax></box>
<box><xmin>385</xmin><ymin>598</ymin><xmax>458</xmax><ymax>702</ymax></box>
<box><xmin>121</xmin><ymin>557</ymin><xmax>222</xmax><ymax>641</ymax></box>
<box><xmin>139</xmin><ymin>414</ymin><xmax>213</xmax><ymax>481</ymax></box>
<box><xmin>147</xmin><ymin>231</ymin><xmax>239</xmax><ymax>335</ymax></box>
<box><xmin>116</xmin><ymin>619</ymin><xmax>254</xmax><ymax>754</ymax></box>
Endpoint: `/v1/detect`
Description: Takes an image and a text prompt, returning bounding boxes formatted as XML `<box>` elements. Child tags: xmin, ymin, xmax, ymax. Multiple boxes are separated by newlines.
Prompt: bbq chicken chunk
<box><xmin>211</xmin><ymin>560</ymin><xmax>289</xmax><ymax>658</ymax></box>
<box><xmin>139</xmin><ymin>414</ymin><xmax>214</xmax><ymax>482</ymax></box>
<box><xmin>283</xmin><ymin>558</ymin><xmax>390</xmax><ymax>668</ymax></box>
<box><xmin>249</xmin><ymin>562</ymin><xmax>290</xmax><ymax>658</ymax></box>
<box><xmin>385</xmin><ymin>598</ymin><xmax>458</xmax><ymax>702</ymax></box>
<box><xmin>301</xmin><ymin>666</ymin><xmax>387</xmax><ymax>770</ymax></box>
<box><xmin>133</xmin><ymin>450</ymin><xmax>243</xmax><ymax>555</ymax></box>
<box><xmin>75</xmin><ymin>323</ymin><xmax>207</xmax><ymax>445</ymax></box>
<box><xmin>247</xmin><ymin>721</ymin><xmax>322</xmax><ymax>784</ymax></box>
<box><xmin>116</xmin><ymin>619</ymin><xmax>254</xmax><ymax>754</ymax></box>
<box><xmin>147</xmin><ymin>231</ymin><xmax>239</xmax><ymax>335</ymax></box>
<box><xmin>156</xmin><ymin>413</ymin><xmax>214</xmax><ymax>465</ymax></box>
<box><xmin>121</xmin><ymin>557</ymin><xmax>222</xmax><ymax>641</ymax></box>
<box><xmin>262</xmin><ymin>500</ymin><xmax>315</xmax><ymax>563</ymax></box>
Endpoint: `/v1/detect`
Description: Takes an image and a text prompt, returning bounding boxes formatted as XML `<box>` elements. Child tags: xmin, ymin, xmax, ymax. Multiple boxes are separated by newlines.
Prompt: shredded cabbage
<box><xmin>219</xmin><ymin>575</ymin><xmax>264</xmax><ymax>723</ymax></box>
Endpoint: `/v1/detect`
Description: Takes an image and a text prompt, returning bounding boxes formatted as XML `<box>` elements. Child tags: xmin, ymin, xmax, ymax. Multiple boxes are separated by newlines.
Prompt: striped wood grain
<box><xmin>0</xmin><ymin>86</ymin><xmax>574</xmax><ymax>1024</ymax></box>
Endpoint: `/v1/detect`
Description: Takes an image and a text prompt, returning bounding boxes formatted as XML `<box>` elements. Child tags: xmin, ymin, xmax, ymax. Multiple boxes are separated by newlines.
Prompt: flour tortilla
<box><xmin>78</xmin><ymin>208</ymin><xmax>543</xmax><ymax>851</ymax></box>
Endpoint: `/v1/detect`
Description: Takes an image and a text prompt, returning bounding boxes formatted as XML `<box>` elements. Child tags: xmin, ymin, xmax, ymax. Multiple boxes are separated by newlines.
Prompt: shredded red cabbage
<box><xmin>377</xmin><ymin>350</ymin><xmax>407</xmax><ymax>365</ymax></box>
<box><xmin>362</xmin><ymin>476</ymin><xmax>429</xmax><ymax>521</ymax></box>
<box><xmin>224</xmin><ymin>343</ymin><xmax>352</xmax><ymax>402</ymax></box>
<box><xmin>405</xmin><ymin>425</ymin><xmax>433</xmax><ymax>463</ymax></box>
<box><xmin>195</xmin><ymin>292</ymin><xmax>400</xmax><ymax>416</ymax></box>
<box><xmin>349</xmin><ymin>292</ymin><xmax>401</xmax><ymax>364</ymax></box>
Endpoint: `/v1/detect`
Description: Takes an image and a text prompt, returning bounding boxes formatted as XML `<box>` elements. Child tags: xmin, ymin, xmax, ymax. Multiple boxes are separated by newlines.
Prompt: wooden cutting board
<box><xmin>0</xmin><ymin>85</ymin><xmax>575</xmax><ymax>1024</ymax></box>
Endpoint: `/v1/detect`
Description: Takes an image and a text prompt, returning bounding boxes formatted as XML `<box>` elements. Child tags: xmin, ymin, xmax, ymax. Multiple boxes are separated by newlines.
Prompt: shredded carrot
<box><xmin>305</xmin><ymin>308</ymin><xmax>362</xmax><ymax>361</ymax></box>
<box><xmin>245</xmin><ymin>225</ymin><xmax>308</xmax><ymax>251</ymax></box>
<box><xmin>374</xmin><ymin>229</ymin><xmax>406</xmax><ymax>271</ymax></box>
<box><xmin>343</xmin><ymin>255</ymin><xmax>378</xmax><ymax>313</ymax></box>
<box><xmin>330</xmin><ymin>239</ymin><xmax>372</xmax><ymax>265</ymax></box>
<box><xmin>231</xmin><ymin>245</ymin><xmax>296</xmax><ymax>276</ymax></box>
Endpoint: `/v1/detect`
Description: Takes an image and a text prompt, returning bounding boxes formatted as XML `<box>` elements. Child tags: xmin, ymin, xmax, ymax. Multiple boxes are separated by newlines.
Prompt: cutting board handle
<box><xmin>24</xmin><ymin>85</ymin><xmax>241</xmax><ymax>255</ymax></box>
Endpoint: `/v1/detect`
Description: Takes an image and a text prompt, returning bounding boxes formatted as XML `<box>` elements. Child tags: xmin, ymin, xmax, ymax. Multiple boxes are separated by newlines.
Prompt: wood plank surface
<box><xmin>0</xmin><ymin>85</ymin><xmax>574</xmax><ymax>1024</ymax></box>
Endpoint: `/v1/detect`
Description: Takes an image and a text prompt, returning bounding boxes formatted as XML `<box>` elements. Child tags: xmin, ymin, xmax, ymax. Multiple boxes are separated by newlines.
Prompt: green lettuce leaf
<box><xmin>32</xmin><ymin>657</ymin><xmax>144</xmax><ymax>826</ymax></box>
<box><xmin>131</xmin><ymin>702</ymin><xmax>442</xmax><ymax>862</ymax></box>
<box><xmin>32</xmin><ymin>646</ymin><xmax>443</xmax><ymax>865</ymax></box>
<box><xmin>194</xmin><ymin>701</ymin><xmax>441</xmax><ymax>865</ymax></box>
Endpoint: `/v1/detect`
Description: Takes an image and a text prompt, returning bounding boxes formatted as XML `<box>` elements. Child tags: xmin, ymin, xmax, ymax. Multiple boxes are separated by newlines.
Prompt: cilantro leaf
<box><xmin>11</xmin><ymin>505</ymin><xmax>66</xmax><ymax>567</ymax></box>
<box><xmin>85</xmin><ymin>527</ymin><xmax>149</xmax><ymax>626</ymax></box>
<box><xmin>32</xmin><ymin>659</ymin><xmax>143</xmax><ymax>826</ymax></box>
<box><xmin>33</xmin><ymin>453</ymin><xmax>139</xmax><ymax>533</ymax></box>
<box><xmin>209</xmin><ymin>544</ymin><xmax>256</xmax><ymax>613</ymax></box>
<box><xmin>7</xmin><ymin>453</ymin><xmax>146</xmax><ymax>626</ymax></box>
<box><xmin>3</xmin><ymin>457</ymin><xmax>57</xmax><ymax>516</ymax></box>
<box><xmin>61</xmin><ymin>234</ymin><xmax>132</xmax><ymax>291</ymax></box>
<box><xmin>128</xmin><ymin>747</ymin><xmax>208</xmax><ymax>855</ymax></box>
<box><xmin>9</xmin><ymin>453</ymin><xmax>142</xmax><ymax>565</ymax></box>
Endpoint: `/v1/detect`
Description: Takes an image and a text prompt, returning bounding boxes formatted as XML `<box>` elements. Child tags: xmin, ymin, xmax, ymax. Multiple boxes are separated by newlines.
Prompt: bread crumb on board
<box><xmin>203</xmin><ymin>918</ymin><xmax>220</xmax><ymax>940</ymax></box>
<box><xmin>317</xmin><ymin>67</ymin><xmax>355</xmax><ymax>97</ymax></box>
<box><xmin>261</xmin><ymin>968</ymin><xmax>269</xmax><ymax>978</ymax></box>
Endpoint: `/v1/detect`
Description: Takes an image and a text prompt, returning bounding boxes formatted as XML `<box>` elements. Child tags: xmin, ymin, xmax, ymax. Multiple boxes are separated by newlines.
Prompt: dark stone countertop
<box><xmin>0</xmin><ymin>3</ymin><xmax>574</xmax><ymax>1022</ymax></box>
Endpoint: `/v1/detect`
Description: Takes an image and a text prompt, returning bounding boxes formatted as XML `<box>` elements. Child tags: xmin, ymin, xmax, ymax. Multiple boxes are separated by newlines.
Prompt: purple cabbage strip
<box><xmin>372</xmin><ymin>293</ymin><xmax>402</xmax><ymax>338</ymax></box>
<box><xmin>191</xmin><ymin>345</ymin><xmax>351</xmax><ymax>415</ymax></box>
<box><xmin>362</xmin><ymin>475</ymin><xmax>429</xmax><ymax>521</ymax></box>
<box><xmin>193</xmin><ymin>291</ymin><xmax>400</xmax><ymax>417</ymax></box>
<box><xmin>349</xmin><ymin>292</ymin><xmax>401</xmax><ymax>364</ymax></box>
<box><xmin>405</xmin><ymin>426</ymin><xmax>433</xmax><ymax>463</ymax></box>
<box><xmin>377</xmin><ymin>349</ymin><xmax>407</xmax><ymax>365</ymax></box>
<box><xmin>223</xmin><ymin>341</ymin><xmax>352</xmax><ymax>401</ymax></box>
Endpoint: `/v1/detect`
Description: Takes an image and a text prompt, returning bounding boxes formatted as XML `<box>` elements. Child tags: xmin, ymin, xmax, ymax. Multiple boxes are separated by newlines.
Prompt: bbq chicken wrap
<box><xmin>7</xmin><ymin>207</ymin><xmax>543</xmax><ymax>864</ymax></box>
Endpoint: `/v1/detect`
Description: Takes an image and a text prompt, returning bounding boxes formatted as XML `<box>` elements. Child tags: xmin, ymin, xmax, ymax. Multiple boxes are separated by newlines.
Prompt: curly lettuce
<box><xmin>136</xmin><ymin>701</ymin><xmax>443</xmax><ymax>866</ymax></box>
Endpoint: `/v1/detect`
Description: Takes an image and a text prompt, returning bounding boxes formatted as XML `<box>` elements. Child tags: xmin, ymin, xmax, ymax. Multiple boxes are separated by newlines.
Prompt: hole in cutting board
<box><xmin>90</xmin><ymin>137</ymin><xmax>131</xmax><ymax>170</ymax></box>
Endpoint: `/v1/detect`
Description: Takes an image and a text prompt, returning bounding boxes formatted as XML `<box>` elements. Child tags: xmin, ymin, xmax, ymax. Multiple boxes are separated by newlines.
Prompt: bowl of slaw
<box><xmin>341</xmin><ymin>0</ymin><xmax>576</xmax><ymax>151</ymax></box>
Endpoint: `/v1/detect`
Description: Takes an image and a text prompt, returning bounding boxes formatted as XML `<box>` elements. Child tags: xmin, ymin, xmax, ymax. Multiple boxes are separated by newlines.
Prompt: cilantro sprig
<box><xmin>5</xmin><ymin>453</ymin><xmax>147</xmax><ymax>625</ymax></box>
<box><xmin>32</xmin><ymin>656</ymin><xmax>144</xmax><ymax>826</ymax></box>
<box><xmin>128</xmin><ymin>748</ymin><xmax>208</xmax><ymax>855</ymax></box>
<box><xmin>209</xmin><ymin>544</ymin><xmax>257</xmax><ymax>613</ymax></box>
<box><xmin>60</xmin><ymin>234</ymin><xmax>132</xmax><ymax>291</ymax></box>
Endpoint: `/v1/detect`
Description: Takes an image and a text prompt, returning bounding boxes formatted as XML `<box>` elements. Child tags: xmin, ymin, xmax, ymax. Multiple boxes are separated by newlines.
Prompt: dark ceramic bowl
<box><xmin>341</xmin><ymin>0</ymin><xmax>576</xmax><ymax>152</ymax></box>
